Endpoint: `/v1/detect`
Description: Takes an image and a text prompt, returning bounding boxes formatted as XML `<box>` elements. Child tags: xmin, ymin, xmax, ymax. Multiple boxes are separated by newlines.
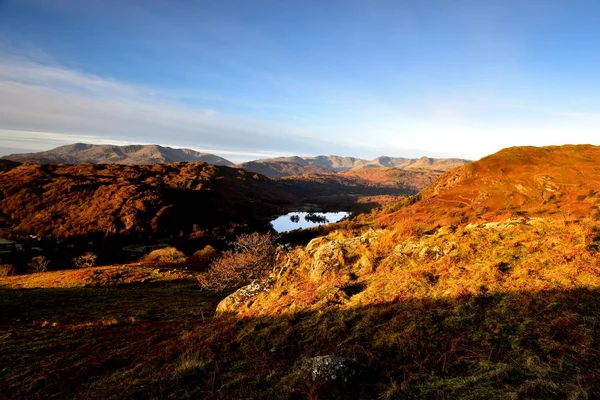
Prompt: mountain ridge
<box><xmin>1</xmin><ymin>143</ymin><xmax>235</xmax><ymax>166</ymax></box>
<box><xmin>2</xmin><ymin>144</ymin><xmax>470</xmax><ymax>176</ymax></box>
<box><xmin>235</xmin><ymin>155</ymin><xmax>471</xmax><ymax>178</ymax></box>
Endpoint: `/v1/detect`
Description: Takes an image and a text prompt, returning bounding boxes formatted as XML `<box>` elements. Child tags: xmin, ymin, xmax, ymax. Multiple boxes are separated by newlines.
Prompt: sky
<box><xmin>1</xmin><ymin>0</ymin><xmax>600</xmax><ymax>162</ymax></box>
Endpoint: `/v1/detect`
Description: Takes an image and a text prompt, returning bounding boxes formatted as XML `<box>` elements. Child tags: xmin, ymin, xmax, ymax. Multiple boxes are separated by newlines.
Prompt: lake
<box><xmin>270</xmin><ymin>211</ymin><xmax>350</xmax><ymax>233</ymax></box>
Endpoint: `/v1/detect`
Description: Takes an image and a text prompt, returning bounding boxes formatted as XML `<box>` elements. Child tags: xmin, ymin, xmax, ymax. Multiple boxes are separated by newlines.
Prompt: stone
<box><xmin>309</xmin><ymin>241</ymin><xmax>344</xmax><ymax>281</ymax></box>
<box><xmin>215</xmin><ymin>278</ymin><xmax>273</xmax><ymax>314</ymax></box>
<box><xmin>298</xmin><ymin>355</ymin><xmax>378</xmax><ymax>398</ymax></box>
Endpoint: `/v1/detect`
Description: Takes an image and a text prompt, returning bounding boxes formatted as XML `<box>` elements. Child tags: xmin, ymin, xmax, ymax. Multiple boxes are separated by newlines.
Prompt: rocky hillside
<box><xmin>199</xmin><ymin>144</ymin><xmax>600</xmax><ymax>398</ymax></box>
<box><xmin>4</xmin><ymin>144</ymin><xmax>600</xmax><ymax>399</ymax></box>
<box><xmin>1</xmin><ymin>143</ymin><xmax>234</xmax><ymax>166</ymax></box>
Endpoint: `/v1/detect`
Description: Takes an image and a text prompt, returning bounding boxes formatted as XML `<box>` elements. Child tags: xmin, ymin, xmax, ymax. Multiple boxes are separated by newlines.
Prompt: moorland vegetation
<box><xmin>3</xmin><ymin>145</ymin><xmax>600</xmax><ymax>399</ymax></box>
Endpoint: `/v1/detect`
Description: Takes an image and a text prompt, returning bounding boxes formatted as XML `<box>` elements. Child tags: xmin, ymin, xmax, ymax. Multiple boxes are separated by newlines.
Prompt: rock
<box><xmin>418</xmin><ymin>246</ymin><xmax>430</xmax><ymax>259</ymax></box>
<box><xmin>443</xmin><ymin>241</ymin><xmax>457</xmax><ymax>255</ymax></box>
<box><xmin>309</xmin><ymin>241</ymin><xmax>344</xmax><ymax>281</ymax></box>
<box><xmin>394</xmin><ymin>241</ymin><xmax>418</xmax><ymax>257</ymax></box>
<box><xmin>215</xmin><ymin>278</ymin><xmax>273</xmax><ymax>314</ymax></box>
<box><xmin>298</xmin><ymin>355</ymin><xmax>377</xmax><ymax>398</ymax></box>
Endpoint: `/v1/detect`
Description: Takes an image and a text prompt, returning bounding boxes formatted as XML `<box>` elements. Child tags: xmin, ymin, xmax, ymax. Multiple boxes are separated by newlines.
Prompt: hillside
<box><xmin>4</xmin><ymin>144</ymin><xmax>600</xmax><ymax>399</ymax></box>
<box><xmin>236</xmin><ymin>155</ymin><xmax>470</xmax><ymax>177</ymax></box>
<box><xmin>233</xmin><ymin>160</ymin><xmax>332</xmax><ymax>178</ymax></box>
<box><xmin>378</xmin><ymin>144</ymin><xmax>600</xmax><ymax>228</ymax></box>
<box><xmin>199</xmin><ymin>144</ymin><xmax>600</xmax><ymax>397</ymax></box>
<box><xmin>0</xmin><ymin>159</ymin><xmax>20</xmax><ymax>172</ymax></box>
<box><xmin>1</xmin><ymin>143</ymin><xmax>234</xmax><ymax>166</ymax></box>
<box><xmin>0</xmin><ymin>161</ymin><xmax>417</xmax><ymax>243</ymax></box>
<box><xmin>340</xmin><ymin>166</ymin><xmax>441</xmax><ymax>190</ymax></box>
<box><xmin>0</xmin><ymin>162</ymin><xmax>290</xmax><ymax>240</ymax></box>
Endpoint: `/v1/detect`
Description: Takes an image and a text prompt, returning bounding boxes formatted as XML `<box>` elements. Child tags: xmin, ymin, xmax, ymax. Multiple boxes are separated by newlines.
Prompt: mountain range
<box><xmin>1</xmin><ymin>143</ymin><xmax>234</xmax><ymax>166</ymax></box>
<box><xmin>1</xmin><ymin>143</ymin><xmax>470</xmax><ymax>177</ymax></box>
<box><xmin>235</xmin><ymin>155</ymin><xmax>470</xmax><ymax>178</ymax></box>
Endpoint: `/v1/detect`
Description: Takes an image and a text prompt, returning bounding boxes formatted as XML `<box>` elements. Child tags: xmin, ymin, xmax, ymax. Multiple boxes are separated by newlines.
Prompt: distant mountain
<box><xmin>1</xmin><ymin>143</ymin><xmax>234</xmax><ymax>166</ymax></box>
<box><xmin>236</xmin><ymin>155</ymin><xmax>470</xmax><ymax>177</ymax></box>
<box><xmin>360</xmin><ymin>156</ymin><xmax>470</xmax><ymax>171</ymax></box>
<box><xmin>234</xmin><ymin>160</ymin><xmax>331</xmax><ymax>178</ymax></box>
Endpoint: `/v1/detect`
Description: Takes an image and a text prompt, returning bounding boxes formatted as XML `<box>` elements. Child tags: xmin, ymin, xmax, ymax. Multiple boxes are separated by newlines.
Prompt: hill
<box><xmin>5</xmin><ymin>145</ymin><xmax>600</xmax><ymax>399</ymax></box>
<box><xmin>199</xmin><ymin>144</ymin><xmax>600</xmax><ymax>397</ymax></box>
<box><xmin>340</xmin><ymin>166</ymin><xmax>441</xmax><ymax>190</ymax></box>
<box><xmin>0</xmin><ymin>161</ymin><xmax>417</xmax><ymax>244</ymax></box>
<box><xmin>378</xmin><ymin>144</ymin><xmax>600</xmax><ymax>228</ymax></box>
<box><xmin>233</xmin><ymin>160</ymin><xmax>331</xmax><ymax>178</ymax></box>
<box><xmin>0</xmin><ymin>162</ymin><xmax>290</xmax><ymax>241</ymax></box>
<box><xmin>236</xmin><ymin>155</ymin><xmax>470</xmax><ymax>177</ymax></box>
<box><xmin>1</xmin><ymin>143</ymin><xmax>234</xmax><ymax>166</ymax></box>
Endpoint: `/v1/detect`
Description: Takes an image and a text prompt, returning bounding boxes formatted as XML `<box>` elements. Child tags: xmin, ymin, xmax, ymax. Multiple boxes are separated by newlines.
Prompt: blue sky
<box><xmin>1</xmin><ymin>0</ymin><xmax>599</xmax><ymax>162</ymax></box>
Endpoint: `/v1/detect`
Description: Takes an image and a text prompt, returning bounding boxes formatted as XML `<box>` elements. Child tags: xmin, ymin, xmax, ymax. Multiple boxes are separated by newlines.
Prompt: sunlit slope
<box><xmin>379</xmin><ymin>145</ymin><xmax>600</xmax><ymax>228</ymax></box>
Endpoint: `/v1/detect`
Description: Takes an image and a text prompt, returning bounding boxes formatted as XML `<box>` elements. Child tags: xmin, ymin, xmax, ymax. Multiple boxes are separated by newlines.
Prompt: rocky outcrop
<box><xmin>215</xmin><ymin>278</ymin><xmax>273</xmax><ymax>314</ymax></box>
<box><xmin>307</xmin><ymin>239</ymin><xmax>345</xmax><ymax>281</ymax></box>
<box><xmin>305</xmin><ymin>230</ymin><xmax>382</xmax><ymax>282</ymax></box>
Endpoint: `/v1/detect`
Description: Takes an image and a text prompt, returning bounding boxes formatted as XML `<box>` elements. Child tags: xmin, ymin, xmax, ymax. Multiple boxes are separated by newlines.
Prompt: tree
<box><xmin>28</xmin><ymin>256</ymin><xmax>50</xmax><ymax>273</ymax></box>
<box><xmin>197</xmin><ymin>232</ymin><xmax>277</xmax><ymax>291</ymax></box>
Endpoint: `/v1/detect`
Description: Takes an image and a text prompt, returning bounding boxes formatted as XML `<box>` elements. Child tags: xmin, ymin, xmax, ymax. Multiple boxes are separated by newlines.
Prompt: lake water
<box><xmin>270</xmin><ymin>211</ymin><xmax>350</xmax><ymax>233</ymax></box>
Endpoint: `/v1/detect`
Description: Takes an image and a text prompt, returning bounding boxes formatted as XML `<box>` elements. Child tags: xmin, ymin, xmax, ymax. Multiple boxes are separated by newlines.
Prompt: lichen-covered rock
<box><xmin>309</xmin><ymin>241</ymin><xmax>344</xmax><ymax>281</ymax></box>
<box><xmin>305</xmin><ymin>230</ymin><xmax>383</xmax><ymax>282</ymax></box>
<box><xmin>300</xmin><ymin>355</ymin><xmax>366</xmax><ymax>383</ymax></box>
<box><xmin>215</xmin><ymin>278</ymin><xmax>273</xmax><ymax>314</ymax></box>
<box><xmin>298</xmin><ymin>355</ymin><xmax>377</xmax><ymax>397</ymax></box>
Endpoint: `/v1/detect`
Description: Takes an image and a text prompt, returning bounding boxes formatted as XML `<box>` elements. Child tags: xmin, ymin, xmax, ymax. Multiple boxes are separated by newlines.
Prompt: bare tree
<box><xmin>28</xmin><ymin>256</ymin><xmax>50</xmax><ymax>273</ymax></box>
<box><xmin>197</xmin><ymin>232</ymin><xmax>277</xmax><ymax>291</ymax></box>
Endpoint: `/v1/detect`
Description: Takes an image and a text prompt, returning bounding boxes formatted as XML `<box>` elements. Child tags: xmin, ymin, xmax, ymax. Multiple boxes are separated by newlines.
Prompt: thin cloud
<box><xmin>0</xmin><ymin>57</ymin><xmax>337</xmax><ymax>159</ymax></box>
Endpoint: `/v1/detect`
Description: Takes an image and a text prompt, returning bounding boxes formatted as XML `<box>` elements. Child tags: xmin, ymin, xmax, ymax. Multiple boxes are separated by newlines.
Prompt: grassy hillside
<box><xmin>378</xmin><ymin>144</ymin><xmax>600</xmax><ymax>229</ymax></box>
<box><xmin>4</xmin><ymin>145</ymin><xmax>600</xmax><ymax>399</ymax></box>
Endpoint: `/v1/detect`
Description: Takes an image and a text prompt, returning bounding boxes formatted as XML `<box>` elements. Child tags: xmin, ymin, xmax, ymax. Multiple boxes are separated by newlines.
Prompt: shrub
<box><xmin>0</xmin><ymin>264</ymin><xmax>16</xmax><ymax>277</ymax></box>
<box><xmin>197</xmin><ymin>232</ymin><xmax>277</xmax><ymax>291</ymax></box>
<box><xmin>72</xmin><ymin>252</ymin><xmax>97</xmax><ymax>269</ymax></box>
<box><xmin>28</xmin><ymin>256</ymin><xmax>49</xmax><ymax>273</ymax></box>
<box><xmin>142</xmin><ymin>247</ymin><xmax>187</xmax><ymax>264</ymax></box>
<box><xmin>191</xmin><ymin>245</ymin><xmax>217</xmax><ymax>264</ymax></box>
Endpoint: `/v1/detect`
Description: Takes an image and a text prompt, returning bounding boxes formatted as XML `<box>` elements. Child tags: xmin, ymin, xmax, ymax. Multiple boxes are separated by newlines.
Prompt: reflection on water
<box><xmin>271</xmin><ymin>211</ymin><xmax>350</xmax><ymax>233</ymax></box>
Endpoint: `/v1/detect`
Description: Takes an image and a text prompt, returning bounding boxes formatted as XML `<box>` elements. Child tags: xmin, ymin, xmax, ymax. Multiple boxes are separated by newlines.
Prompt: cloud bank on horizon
<box><xmin>1</xmin><ymin>0</ymin><xmax>600</xmax><ymax>162</ymax></box>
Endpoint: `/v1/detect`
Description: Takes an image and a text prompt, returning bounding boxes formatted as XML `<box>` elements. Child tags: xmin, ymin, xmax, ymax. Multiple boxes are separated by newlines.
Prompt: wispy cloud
<box><xmin>0</xmin><ymin>56</ymin><xmax>339</xmax><ymax>161</ymax></box>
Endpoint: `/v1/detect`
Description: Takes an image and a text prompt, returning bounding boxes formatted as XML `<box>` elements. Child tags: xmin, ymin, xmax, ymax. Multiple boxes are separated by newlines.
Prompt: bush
<box><xmin>28</xmin><ymin>256</ymin><xmax>49</xmax><ymax>273</ymax></box>
<box><xmin>191</xmin><ymin>245</ymin><xmax>217</xmax><ymax>264</ymax></box>
<box><xmin>197</xmin><ymin>232</ymin><xmax>277</xmax><ymax>291</ymax></box>
<box><xmin>142</xmin><ymin>247</ymin><xmax>187</xmax><ymax>264</ymax></box>
<box><xmin>0</xmin><ymin>264</ymin><xmax>16</xmax><ymax>277</ymax></box>
<box><xmin>73</xmin><ymin>252</ymin><xmax>97</xmax><ymax>269</ymax></box>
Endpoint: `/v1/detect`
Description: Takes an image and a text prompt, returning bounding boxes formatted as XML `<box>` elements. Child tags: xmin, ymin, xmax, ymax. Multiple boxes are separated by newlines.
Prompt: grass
<box><xmin>0</xmin><ymin>265</ymin><xmax>225</xmax><ymax>399</ymax></box>
<box><xmin>4</xmin><ymin>217</ymin><xmax>600</xmax><ymax>399</ymax></box>
<box><xmin>5</xmin><ymin>163</ymin><xmax>600</xmax><ymax>399</ymax></box>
